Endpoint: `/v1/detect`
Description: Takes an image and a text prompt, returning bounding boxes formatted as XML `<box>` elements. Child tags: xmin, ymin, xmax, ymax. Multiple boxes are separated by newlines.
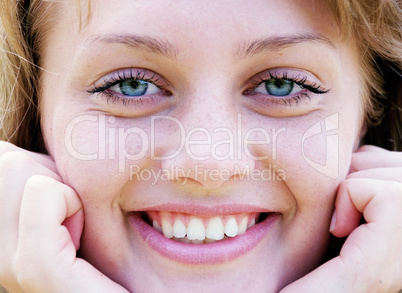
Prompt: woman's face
<box><xmin>40</xmin><ymin>0</ymin><xmax>362</xmax><ymax>291</ymax></box>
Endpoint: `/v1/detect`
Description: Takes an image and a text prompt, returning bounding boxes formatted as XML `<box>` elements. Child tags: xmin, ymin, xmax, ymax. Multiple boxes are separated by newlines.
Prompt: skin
<box><xmin>0</xmin><ymin>0</ymin><xmax>401</xmax><ymax>292</ymax></box>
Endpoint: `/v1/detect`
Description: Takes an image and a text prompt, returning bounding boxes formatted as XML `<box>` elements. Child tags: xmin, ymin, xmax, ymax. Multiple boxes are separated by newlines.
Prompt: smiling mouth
<box><xmin>140</xmin><ymin>211</ymin><xmax>271</xmax><ymax>244</ymax></box>
<box><xmin>128</xmin><ymin>208</ymin><xmax>279</xmax><ymax>264</ymax></box>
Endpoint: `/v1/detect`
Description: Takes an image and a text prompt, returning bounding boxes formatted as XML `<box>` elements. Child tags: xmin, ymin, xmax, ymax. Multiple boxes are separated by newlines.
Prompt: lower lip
<box><xmin>128</xmin><ymin>212</ymin><xmax>279</xmax><ymax>265</ymax></box>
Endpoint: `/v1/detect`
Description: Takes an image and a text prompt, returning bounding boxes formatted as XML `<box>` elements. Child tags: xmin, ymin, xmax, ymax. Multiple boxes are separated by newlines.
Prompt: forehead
<box><xmin>40</xmin><ymin>0</ymin><xmax>358</xmax><ymax>100</ymax></box>
<box><xmin>60</xmin><ymin>0</ymin><xmax>340</xmax><ymax>53</ymax></box>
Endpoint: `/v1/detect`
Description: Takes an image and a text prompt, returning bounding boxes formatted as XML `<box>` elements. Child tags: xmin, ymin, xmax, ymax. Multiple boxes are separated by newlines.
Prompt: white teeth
<box><xmin>206</xmin><ymin>217</ymin><xmax>225</xmax><ymax>240</ymax></box>
<box><xmin>155</xmin><ymin>213</ymin><xmax>260</xmax><ymax>242</ymax></box>
<box><xmin>187</xmin><ymin>218</ymin><xmax>205</xmax><ymax>241</ymax></box>
<box><xmin>224</xmin><ymin>217</ymin><xmax>239</xmax><ymax>237</ymax></box>
<box><xmin>161</xmin><ymin>218</ymin><xmax>173</xmax><ymax>238</ymax></box>
<box><xmin>238</xmin><ymin>217</ymin><xmax>248</xmax><ymax>235</ymax></box>
<box><xmin>204</xmin><ymin>238</ymin><xmax>218</xmax><ymax>244</ymax></box>
<box><xmin>173</xmin><ymin>219</ymin><xmax>187</xmax><ymax>238</ymax></box>
<box><xmin>247</xmin><ymin>218</ymin><xmax>256</xmax><ymax>229</ymax></box>
<box><xmin>176</xmin><ymin>237</ymin><xmax>190</xmax><ymax>243</ymax></box>
<box><xmin>153</xmin><ymin>220</ymin><xmax>162</xmax><ymax>233</ymax></box>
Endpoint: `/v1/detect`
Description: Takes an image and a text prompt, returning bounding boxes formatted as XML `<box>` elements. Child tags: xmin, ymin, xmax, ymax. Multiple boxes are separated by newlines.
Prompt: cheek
<box><xmin>273</xmin><ymin>112</ymin><xmax>357</xmax><ymax>219</ymax></box>
<box><xmin>46</xmin><ymin>114</ymin><xmax>152</xmax><ymax>204</ymax></box>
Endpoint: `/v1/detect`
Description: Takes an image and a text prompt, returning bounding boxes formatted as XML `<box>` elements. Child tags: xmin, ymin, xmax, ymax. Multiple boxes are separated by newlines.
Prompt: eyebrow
<box><xmin>237</xmin><ymin>33</ymin><xmax>336</xmax><ymax>58</ymax></box>
<box><xmin>88</xmin><ymin>33</ymin><xmax>335</xmax><ymax>60</ymax></box>
<box><xmin>88</xmin><ymin>34</ymin><xmax>178</xmax><ymax>59</ymax></box>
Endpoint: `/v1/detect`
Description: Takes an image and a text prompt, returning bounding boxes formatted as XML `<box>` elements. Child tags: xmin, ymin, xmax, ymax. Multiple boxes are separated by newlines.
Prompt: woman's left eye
<box><xmin>245</xmin><ymin>70</ymin><xmax>330</xmax><ymax>107</ymax></box>
<box><xmin>109</xmin><ymin>79</ymin><xmax>161</xmax><ymax>97</ymax></box>
<box><xmin>254</xmin><ymin>78</ymin><xmax>304</xmax><ymax>97</ymax></box>
<box><xmin>243</xmin><ymin>70</ymin><xmax>330</xmax><ymax>115</ymax></box>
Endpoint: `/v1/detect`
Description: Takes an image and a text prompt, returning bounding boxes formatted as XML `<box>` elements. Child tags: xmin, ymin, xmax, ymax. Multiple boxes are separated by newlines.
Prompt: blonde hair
<box><xmin>0</xmin><ymin>0</ymin><xmax>401</xmax><ymax>151</ymax></box>
<box><xmin>329</xmin><ymin>0</ymin><xmax>402</xmax><ymax>150</ymax></box>
<box><xmin>0</xmin><ymin>1</ymin><xmax>56</xmax><ymax>152</ymax></box>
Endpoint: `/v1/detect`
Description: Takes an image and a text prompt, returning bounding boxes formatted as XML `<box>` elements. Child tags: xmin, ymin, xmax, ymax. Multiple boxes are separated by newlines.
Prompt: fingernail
<box><xmin>329</xmin><ymin>212</ymin><xmax>336</xmax><ymax>232</ymax></box>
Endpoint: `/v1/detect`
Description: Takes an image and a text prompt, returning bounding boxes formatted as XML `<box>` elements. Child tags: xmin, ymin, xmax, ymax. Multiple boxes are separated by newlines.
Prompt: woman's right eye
<box><xmin>87</xmin><ymin>69</ymin><xmax>173</xmax><ymax>115</ymax></box>
<box><xmin>108</xmin><ymin>79</ymin><xmax>161</xmax><ymax>97</ymax></box>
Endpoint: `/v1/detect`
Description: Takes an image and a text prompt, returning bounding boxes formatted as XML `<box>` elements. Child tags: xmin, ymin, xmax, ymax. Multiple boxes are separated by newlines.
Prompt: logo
<box><xmin>302</xmin><ymin>113</ymin><xmax>339</xmax><ymax>179</ymax></box>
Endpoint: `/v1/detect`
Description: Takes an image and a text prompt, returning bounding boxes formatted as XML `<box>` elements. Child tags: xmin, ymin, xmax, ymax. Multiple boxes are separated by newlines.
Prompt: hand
<box><xmin>0</xmin><ymin>142</ymin><xmax>129</xmax><ymax>293</ymax></box>
<box><xmin>281</xmin><ymin>145</ymin><xmax>402</xmax><ymax>293</ymax></box>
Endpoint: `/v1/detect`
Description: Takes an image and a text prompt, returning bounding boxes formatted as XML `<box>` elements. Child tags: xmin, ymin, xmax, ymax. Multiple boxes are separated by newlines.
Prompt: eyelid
<box><xmin>88</xmin><ymin>68</ymin><xmax>170</xmax><ymax>95</ymax></box>
<box><xmin>250</xmin><ymin>67</ymin><xmax>329</xmax><ymax>92</ymax></box>
<box><xmin>86</xmin><ymin>68</ymin><xmax>174</xmax><ymax>117</ymax></box>
<box><xmin>242</xmin><ymin>67</ymin><xmax>330</xmax><ymax>115</ymax></box>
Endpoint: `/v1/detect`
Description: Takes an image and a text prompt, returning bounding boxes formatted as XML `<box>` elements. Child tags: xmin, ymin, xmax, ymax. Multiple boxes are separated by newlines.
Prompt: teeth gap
<box><xmin>140</xmin><ymin>212</ymin><xmax>152</xmax><ymax>226</ymax></box>
<box><xmin>257</xmin><ymin>213</ymin><xmax>269</xmax><ymax>223</ymax></box>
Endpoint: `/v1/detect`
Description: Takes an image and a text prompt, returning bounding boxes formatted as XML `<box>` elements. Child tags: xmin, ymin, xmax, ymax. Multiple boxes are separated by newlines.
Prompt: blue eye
<box><xmin>255</xmin><ymin>78</ymin><xmax>302</xmax><ymax>97</ymax></box>
<box><xmin>265</xmin><ymin>78</ymin><xmax>294</xmax><ymax>96</ymax></box>
<box><xmin>245</xmin><ymin>71</ymin><xmax>330</xmax><ymax>111</ymax></box>
<box><xmin>109</xmin><ymin>79</ymin><xmax>160</xmax><ymax>97</ymax></box>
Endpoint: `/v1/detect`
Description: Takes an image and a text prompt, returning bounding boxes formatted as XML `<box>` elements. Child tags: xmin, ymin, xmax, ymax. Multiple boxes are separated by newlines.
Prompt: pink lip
<box><xmin>128</xmin><ymin>203</ymin><xmax>275</xmax><ymax>216</ymax></box>
<box><xmin>128</xmin><ymin>210</ymin><xmax>279</xmax><ymax>265</ymax></box>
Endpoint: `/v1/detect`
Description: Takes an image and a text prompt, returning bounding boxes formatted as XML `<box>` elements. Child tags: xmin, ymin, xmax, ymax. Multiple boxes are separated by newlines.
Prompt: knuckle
<box><xmin>356</xmin><ymin>145</ymin><xmax>372</xmax><ymax>152</ymax></box>
<box><xmin>345</xmin><ymin>172</ymin><xmax>359</xmax><ymax>180</ymax></box>
<box><xmin>25</xmin><ymin>175</ymin><xmax>57</xmax><ymax>191</ymax></box>
<box><xmin>0</xmin><ymin>141</ymin><xmax>16</xmax><ymax>155</ymax></box>
<box><xmin>388</xmin><ymin>181</ymin><xmax>402</xmax><ymax>197</ymax></box>
<box><xmin>0</xmin><ymin>259</ymin><xmax>9</xmax><ymax>283</ymax></box>
<box><xmin>397</xmin><ymin>168</ymin><xmax>402</xmax><ymax>183</ymax></box>
<box><xmin>0</xmin><ymin>151</ymin><xmax>33</xmax><ymax>174</ymax></box>
<box><xmin>14</xmin><ymin>262</ymin><xmax>41</xmax><ymax>291</ymax></box>
<box><xmin>0</xmin><ymin>257</ymin><xmax>21</xmax><ymax>292</ymax></box>
<box><xmin>13</xmin><ymin>249</ymin><xmax>49</xmax><ymax>292</ymax></box>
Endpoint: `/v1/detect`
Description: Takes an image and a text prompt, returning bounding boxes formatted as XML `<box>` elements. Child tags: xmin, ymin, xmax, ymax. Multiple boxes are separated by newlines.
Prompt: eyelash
<box><xmin>87</xmin><ymin>69</ymin><xmax>170</xmax><ymax>106</ymax></box>
<box><xmin>88</xmin><ymin>69</ymin><xmax>329</xmax><ymax>110</ymax></box>
<box><xmin>246</xmin><ymin>71</ymin><xmax>329</xmax><ymax>106</ymax></box>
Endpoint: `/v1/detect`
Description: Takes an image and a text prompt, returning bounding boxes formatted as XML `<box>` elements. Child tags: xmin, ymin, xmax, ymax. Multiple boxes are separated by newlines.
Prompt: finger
<box><xmin>347</xmin><ymin>167</ymin><xmax>402</xmax><ymax>183</ymax></box>
<box><xmin>330</xmin><ymin>179</ymin><xmax>361</xmax><ymax>238</ymax></box>
<box><xmin>332</xmin><ymin>178</ymin><xmax>402</xmax><ymax>290</ymax></box>
<box><xmin>16</xmin><ymin>175</ymin><xmax>128</xmax><ymax>293</ymax></box>
<box><xmin>0</xmin><ymin>152</ymin><xmax>61</xmax><ymax>267</ymax></box>
<box><xmin>284</xmin><ymin>178</ymin><xmax>402</xmax><ymax>293</ymax></box>
<box><xmin>332</xmin><ymin>178</ymin><xmax>402</xmax><ymax>235</ymax></box>
<box><xmin>62</xmin><ymin>208</ymin><xmax>84</xmax><ymax>250</ymax></box>
<box><xmin>0</xmin><ymin>141</ymin><xmax>58</xmax><ymax>173</ymax></box>
<box><xmin>356</xmin><ymin>145</ymin><xmax>390</xmax><ymax>153</ymax></box>
<box><xmin>343</xmin><ymin>178</ymin><xmax>402</xmax><ymax>224</ymax></box>
<box><xmin>350</xmin><ymin>149</ymin><xmax>402</xmax><ymax>172</ymax></box>
<box><xmin>16</xmin><ymin>175</ymin><xmax>83</xmax><ymax>290</ymax></box>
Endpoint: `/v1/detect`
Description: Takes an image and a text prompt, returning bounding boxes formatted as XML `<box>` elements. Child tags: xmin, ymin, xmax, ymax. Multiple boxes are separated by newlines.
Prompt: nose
<box><xmin>159</xmin><ymin>102</ymin><xmax>256</xmax><ymax>189</ymax></box>
<box><xmin>162</xmin><ymin>146</ymin><xmax>256</xmax><ymax>189</ymax></box>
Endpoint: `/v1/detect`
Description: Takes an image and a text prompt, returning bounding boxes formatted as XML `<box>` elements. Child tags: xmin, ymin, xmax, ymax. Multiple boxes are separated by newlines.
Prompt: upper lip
<box><xmin>125</xmin><ymin>203</ymin><xmax>275</xmax><ymax>216</ymax></box>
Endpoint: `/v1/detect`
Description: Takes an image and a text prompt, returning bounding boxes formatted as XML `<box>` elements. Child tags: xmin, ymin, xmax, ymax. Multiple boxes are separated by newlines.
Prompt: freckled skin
<box><xmin>40</xmin><ymin>0</ymin><xmax>362</xmax><ymax>292</ymax></box>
